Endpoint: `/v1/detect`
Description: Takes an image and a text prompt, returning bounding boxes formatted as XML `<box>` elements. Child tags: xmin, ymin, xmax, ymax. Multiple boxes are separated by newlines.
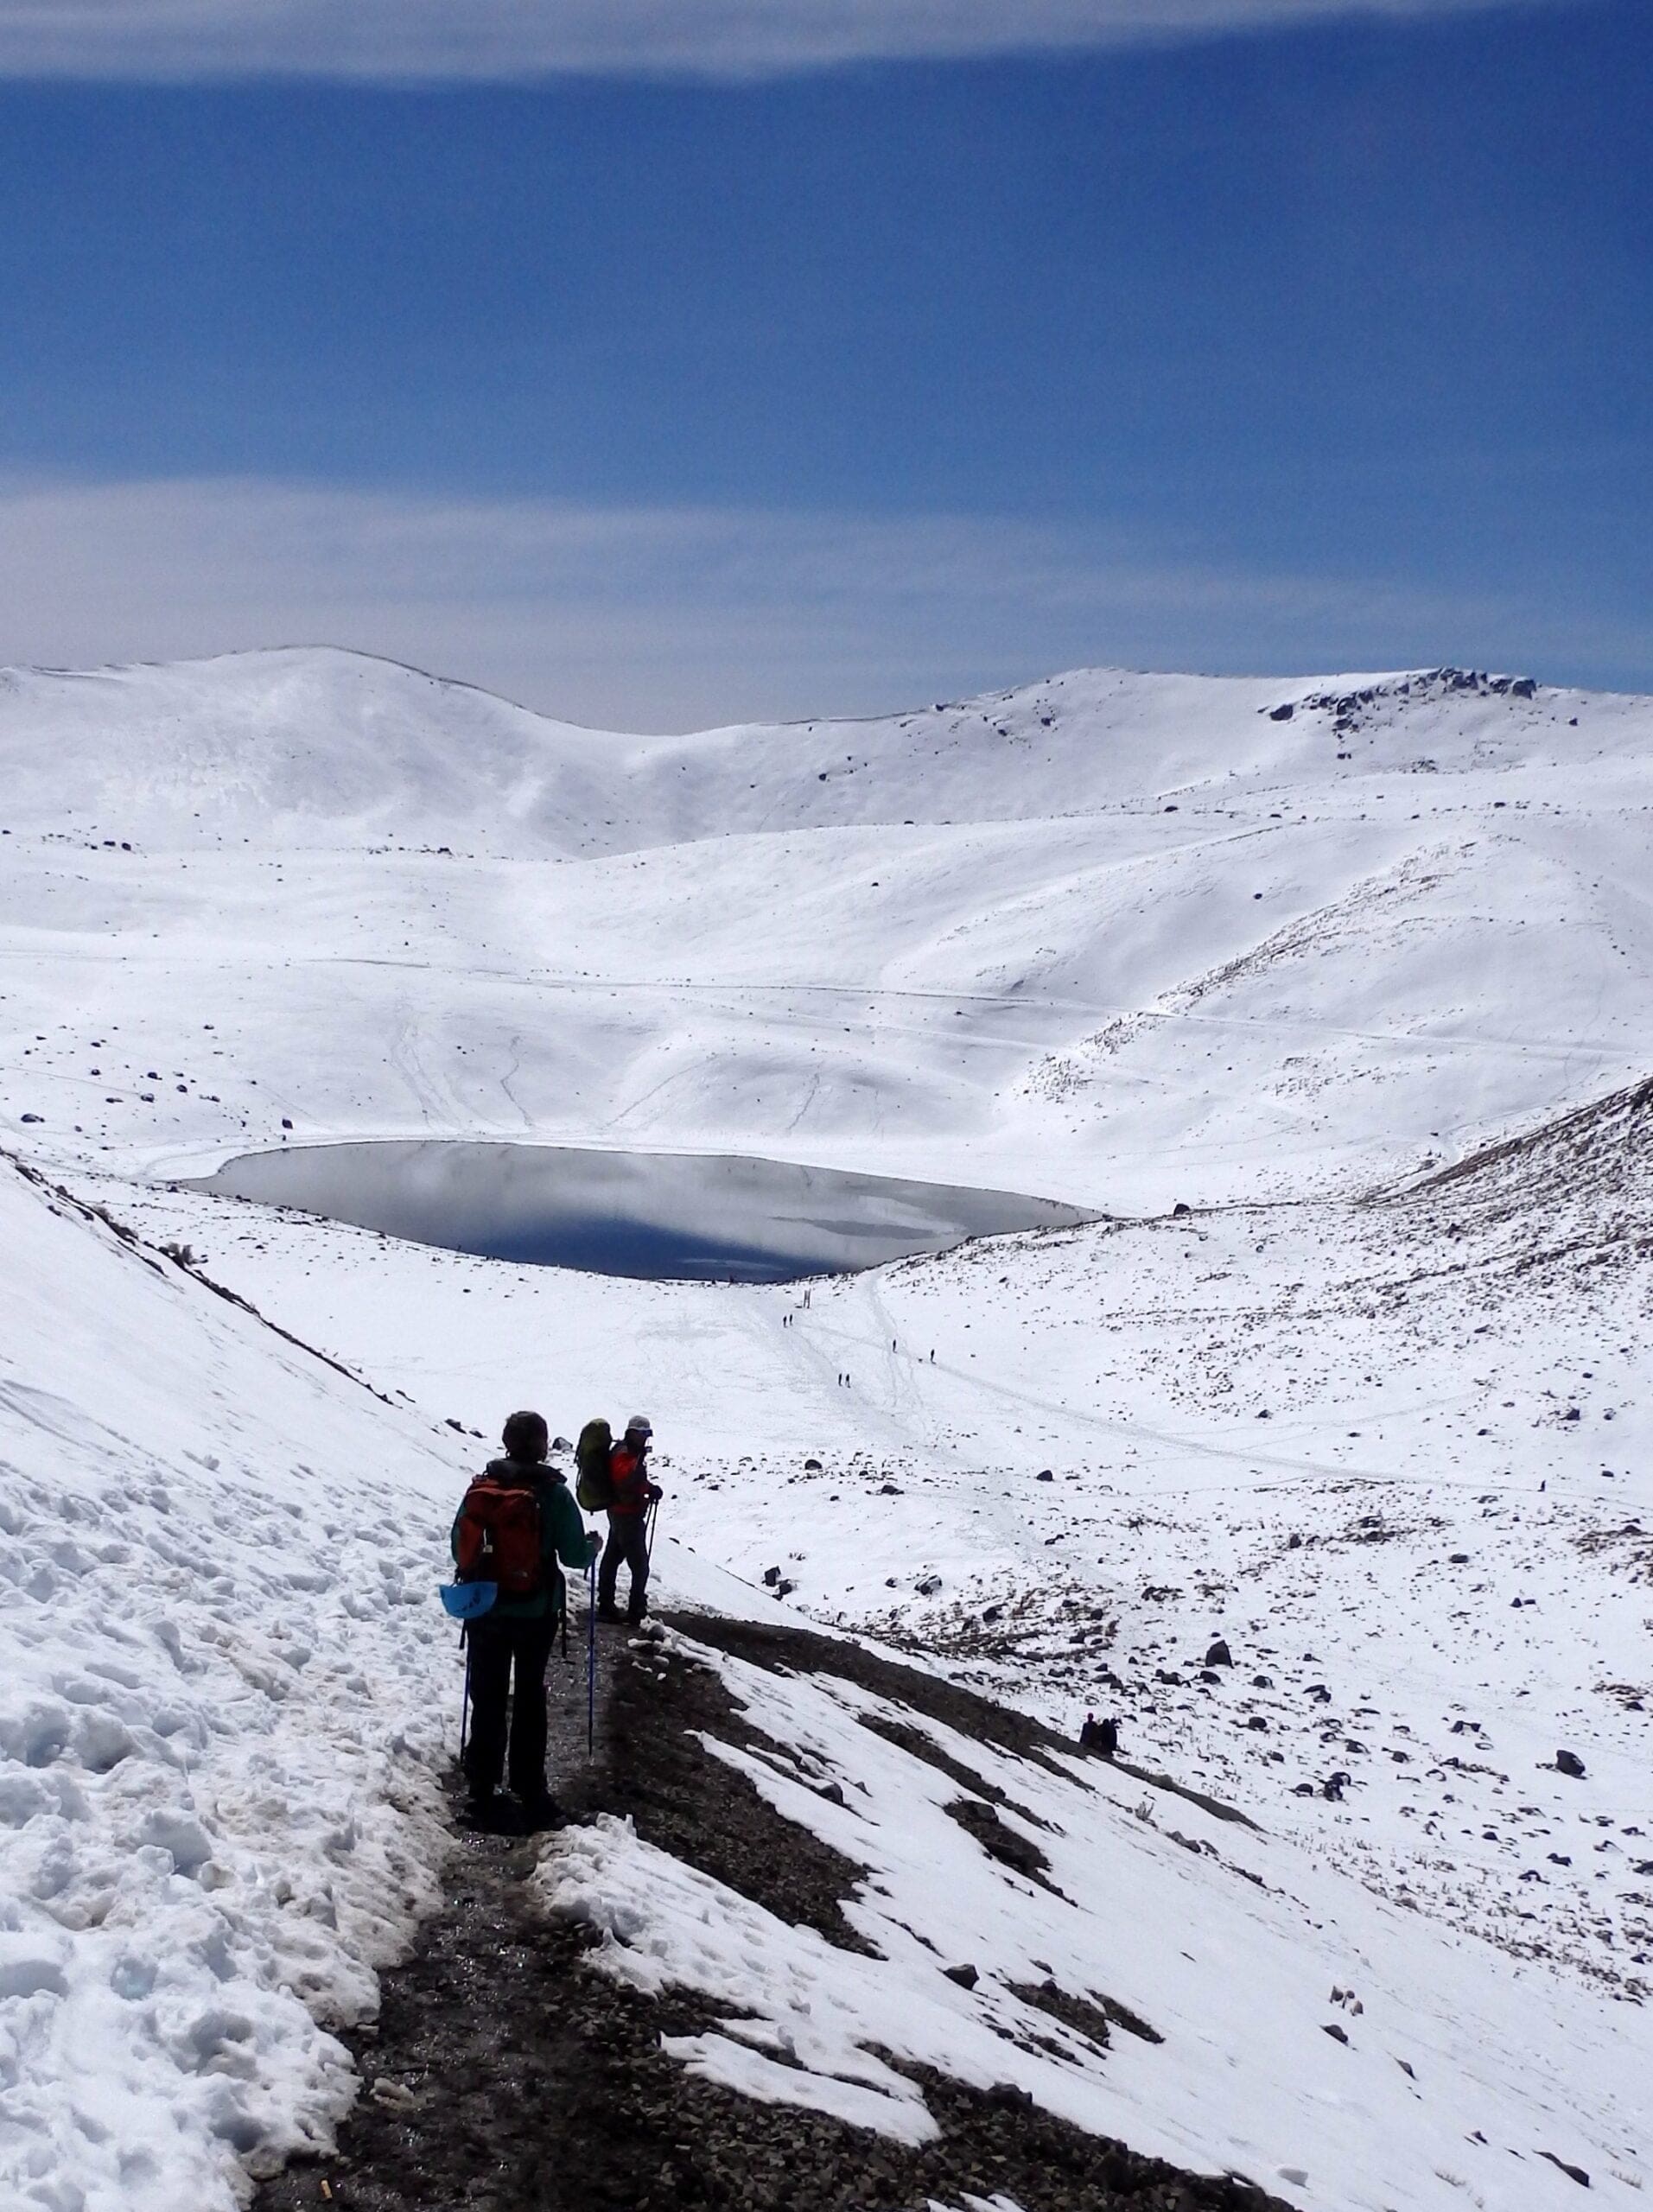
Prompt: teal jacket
<box><xmin>451</xmin><ymin>1456</ymin><xmax>594</xmax><ymax>1622</ymax></box>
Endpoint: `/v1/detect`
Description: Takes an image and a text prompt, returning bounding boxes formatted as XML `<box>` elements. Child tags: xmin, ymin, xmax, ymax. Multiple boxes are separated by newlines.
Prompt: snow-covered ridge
<box><xmin>1389</xmin><ymin>1071</ymin><xmax>1653</xmax><ymax>1228</ymax></box>
<box><xmin>3</xmin><ymin>645</ymin><xmax>1650</xmax><ymax>1206</ymax></box>
<box><xmin>0</xmin><ymin>645</ymin><xmax>1645</xmax><ymax>857</ymax></box>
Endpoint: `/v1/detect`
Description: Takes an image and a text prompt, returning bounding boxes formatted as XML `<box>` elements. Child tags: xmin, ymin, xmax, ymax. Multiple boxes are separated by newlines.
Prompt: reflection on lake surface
<box><xmin>191</xmin><ymin>1140</ymin><xmax>1096</xmax><ymax>1282</ymax></box>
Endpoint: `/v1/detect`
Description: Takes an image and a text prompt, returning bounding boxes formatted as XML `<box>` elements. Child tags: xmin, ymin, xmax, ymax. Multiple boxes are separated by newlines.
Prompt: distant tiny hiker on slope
<box><xmin>448</xmin><ymin>1410</ymin><xmax>600</xmax><ymax>1823</ymax></box>
<box><xmin>1079</xmin><ymin>1711</ymin><xmax>1119</xmax><ymax>1760</ymax></box>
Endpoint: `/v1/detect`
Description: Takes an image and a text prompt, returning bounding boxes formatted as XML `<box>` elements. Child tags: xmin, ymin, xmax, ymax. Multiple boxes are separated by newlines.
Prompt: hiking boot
<box><xmin>596</xmin><ymin>1604</ymin><xmax>625</xmax><ymax>1624</ymax></box>
<box><xmin>515</xmin><ymin>1789</ymin><xmax>561</xmax><ymax>1831</ymax></box>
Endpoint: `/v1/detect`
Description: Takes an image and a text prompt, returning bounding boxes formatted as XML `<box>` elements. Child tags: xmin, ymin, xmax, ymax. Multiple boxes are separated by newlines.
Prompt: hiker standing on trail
<box><xmin>451</xmin><ymin>1410</ymin><xmax>600</xmax><ymax>1820</ymax></box>
<box><xmin>597</xmin><ymin>1414</ymin><xmax>660</xmax><ymax>1625</ymax></box>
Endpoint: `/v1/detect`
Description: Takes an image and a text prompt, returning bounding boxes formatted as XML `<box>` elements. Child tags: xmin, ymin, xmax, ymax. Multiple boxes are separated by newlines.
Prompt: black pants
<box><xmin>599</xmin><ymin>1513</ymin><xmax>650</xmax><ymax>1619</ymax></box>
<box><xmin>464</xmin><ymin>1613</ymin><xmax>555</xmax><ymax>1797</ymax></box>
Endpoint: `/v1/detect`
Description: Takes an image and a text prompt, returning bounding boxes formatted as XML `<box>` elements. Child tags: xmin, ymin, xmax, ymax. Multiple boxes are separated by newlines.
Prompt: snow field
<box><xmin>0</xmin><ymin>1158</ymin><xmax>467</xmax><ymax>2212</ymax></box>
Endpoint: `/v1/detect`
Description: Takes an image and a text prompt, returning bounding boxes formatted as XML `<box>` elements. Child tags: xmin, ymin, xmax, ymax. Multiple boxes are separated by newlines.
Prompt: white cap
<box><xmin>626</xmin><ymin>1414</ymin><xmax>652</xmax><ymax>1438</ymax></box>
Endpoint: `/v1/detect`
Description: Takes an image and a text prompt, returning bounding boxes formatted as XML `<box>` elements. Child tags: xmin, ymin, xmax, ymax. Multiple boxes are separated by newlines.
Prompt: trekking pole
<box><xmin>645</xmin><ymin>1496</ymin><xmax>659</xmax><ymax>1562</ymax></box>
<box><xmin>586</xmin><ymin>1556</ymin><xmax>597</xmax><ymax>1758</ymax></box>
<box><xmin>458</xmin><ymin>1629</ymin><xmax>473</xmax><ymax>1762</ymax></box>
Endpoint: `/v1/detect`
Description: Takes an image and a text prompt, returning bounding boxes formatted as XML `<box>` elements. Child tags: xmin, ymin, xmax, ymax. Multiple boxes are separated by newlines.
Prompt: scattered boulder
<box><xmin>1034</xmin><ymin>1469</ymin><xmax>1054</xmax><ymax>1483</ymax></box>
<box><xmin>1205</xmin><ymin>1638</ymin><xmax>1232</xmax><ymax>1667</ymax></box>
<box><xmin>1321</xmin><ymin>2022</ymin><xmax>1350</xmax><ymax>2044</ymax></box>
<box><xmin>1555</xmin><ymin>1749</ymin><xmax>1586</xmax><ymax>1778</ymax></box>
<box><xmin>1172</xmin><ymin>1200</ymin><xmax>1192</xmax><ymax>1218</ymax></box>
<box><xmin>803</xmin><ymin>1457</ymin><xmax>823</xmax><ymax>1471</ymax></box>
<box><xmin>1538</xmin><ymin>2152</ymin><xmax>1591</xmax><ymax>2188</ymax></box>
<box><xmin>943</xmin><ymin>1962</ymin><xmax>980</xmax><ymax>1989</ymax></box>
<box><xmin>761</xmin><ymin>1566</ymin><xmax>781</xmax><ymax>1587</ymax></box>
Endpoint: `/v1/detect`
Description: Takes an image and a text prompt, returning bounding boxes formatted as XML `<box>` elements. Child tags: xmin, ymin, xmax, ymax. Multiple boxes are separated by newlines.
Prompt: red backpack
<box><xmin>454</xmin><ymin>1473</ymin><xmax>544</xmax><ymax>1598</ymax></box>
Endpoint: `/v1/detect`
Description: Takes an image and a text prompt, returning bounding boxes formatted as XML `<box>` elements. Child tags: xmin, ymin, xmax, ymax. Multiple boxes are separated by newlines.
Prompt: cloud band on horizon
<box><xmin>0</xmin><ymin>476</ymin><xmax>1643</xmax><ymax>732</ymax></box>
<box><xmin>0</xmin><ymin>0</ymin><xmax>1577</xmax><ymax>79</ymax></box>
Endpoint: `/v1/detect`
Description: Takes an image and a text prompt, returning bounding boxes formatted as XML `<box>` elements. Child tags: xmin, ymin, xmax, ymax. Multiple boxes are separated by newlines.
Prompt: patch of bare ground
<box><xmin>1008</xmin><ymin>1976</ymin><xmax>1166</xmax><ymax>2052</ymax></box>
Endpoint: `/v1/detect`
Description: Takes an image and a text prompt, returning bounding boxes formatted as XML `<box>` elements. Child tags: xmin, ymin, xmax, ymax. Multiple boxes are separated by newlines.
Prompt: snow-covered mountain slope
<box><xmin>0</xmin><ymin>650</ymin><xmax>625</xmax><ymax>856</ymax></box>
<box><xmin>0</xmin><ymin>1152</ymin><xmax>460</xmax><ymax>2209</ymax></box>
<box><xmin>544</xmin><ymin>1618</ymin><xmax>1650</xmax><ymax>2210</ymax></box>
<box><xmin>2</xmin><ymin>648</ymin><xmax>1650</xmax><ymax>1204</ymax></box>
<box><xmin>3</xmin><ymin>1150</ymin><xmax>1650</xmax><ymax>2212</ymax></box>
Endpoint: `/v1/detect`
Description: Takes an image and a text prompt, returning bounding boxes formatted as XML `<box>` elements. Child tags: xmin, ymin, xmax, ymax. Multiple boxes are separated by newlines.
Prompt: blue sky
<box><xmin>0</xmin><ymin>0</ymin><xmax>1646</xmax><ymax>726</ymax></box>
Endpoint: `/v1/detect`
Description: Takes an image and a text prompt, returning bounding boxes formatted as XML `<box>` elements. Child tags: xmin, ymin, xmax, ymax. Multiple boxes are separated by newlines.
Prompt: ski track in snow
<box><xmin>1</xmin><ymin>649</ymin><xmax>1650</xmax><ymax>2210</ymax></box>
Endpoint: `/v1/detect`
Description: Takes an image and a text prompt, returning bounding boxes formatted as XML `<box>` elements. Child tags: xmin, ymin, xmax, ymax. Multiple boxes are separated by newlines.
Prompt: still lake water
<box><xmin>192</xmin><ymin>1140</ymin><xmax>1095</xmax><ymax>1282</ymax></box>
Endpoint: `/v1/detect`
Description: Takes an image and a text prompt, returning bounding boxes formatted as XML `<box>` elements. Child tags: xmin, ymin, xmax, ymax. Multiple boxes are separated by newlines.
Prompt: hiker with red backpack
<box><xmin>575</xmin><ymin>1413</ymin><xmax>660</xmax><ymax>1625</ymax></box>
<box><xmin>448</xmin><ymin>1409</ymin><xmax>601</xmax><ymax>1821</ymax></box>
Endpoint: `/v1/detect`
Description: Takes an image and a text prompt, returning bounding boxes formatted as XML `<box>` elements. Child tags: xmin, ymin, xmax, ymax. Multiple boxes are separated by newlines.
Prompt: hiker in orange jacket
<box><xmin>596</xmin><ymin>1414</ymin><xmax>661</xmax><ymax>1625</ymax></box>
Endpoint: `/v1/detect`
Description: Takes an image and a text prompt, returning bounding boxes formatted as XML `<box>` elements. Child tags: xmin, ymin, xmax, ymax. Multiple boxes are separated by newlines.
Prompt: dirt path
<box><xmin>257</xmin><ymin>1611</ymin><xmax>1289</xmax><ymax>2212</ymax></box>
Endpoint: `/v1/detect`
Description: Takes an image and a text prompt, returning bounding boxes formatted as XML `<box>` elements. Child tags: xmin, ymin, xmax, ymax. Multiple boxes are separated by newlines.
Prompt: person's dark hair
<box><xmin>501</xmin><ymin>1409</ymin><xmax>549</xmax><ymax>1461</ymax></box>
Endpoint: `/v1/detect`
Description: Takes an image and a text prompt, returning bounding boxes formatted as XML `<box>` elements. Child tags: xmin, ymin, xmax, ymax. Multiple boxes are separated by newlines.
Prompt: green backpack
<box><xmin>575</xmin><ymin>1419</ymin><xmax>614</xmax><ymax>1510</ymax></box>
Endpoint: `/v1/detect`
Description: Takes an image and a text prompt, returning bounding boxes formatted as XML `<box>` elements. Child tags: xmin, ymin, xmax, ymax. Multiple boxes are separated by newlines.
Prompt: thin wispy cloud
<box><xmin>1</xmin><ymin>477</ymin><xmax>1639</xmax><ymax>730</ymax></box>
<box><xmin>0</xmin><ymin>0</ymin><xmax>1571</xmax><ymax>79</ymax></box>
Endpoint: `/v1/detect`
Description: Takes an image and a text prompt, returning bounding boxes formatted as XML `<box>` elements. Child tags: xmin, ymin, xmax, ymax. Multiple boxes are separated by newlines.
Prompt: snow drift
<box><xmin>0</xmin><ymin>1154</ymin><xmax>462</xmax><ymax>2209</ymax></box>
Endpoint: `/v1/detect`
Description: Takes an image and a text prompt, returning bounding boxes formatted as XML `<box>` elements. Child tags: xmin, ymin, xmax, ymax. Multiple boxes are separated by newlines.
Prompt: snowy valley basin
<box><xmin>188</xmin><ymin>1139</ymin><xmax>1098</xmax><ymax>1281</ymax></box>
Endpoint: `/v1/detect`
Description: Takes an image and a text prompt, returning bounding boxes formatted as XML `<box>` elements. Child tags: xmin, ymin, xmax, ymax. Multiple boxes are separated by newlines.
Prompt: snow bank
<box><xmin>0</xmin><ymin>1158</ymin><xmax>465</xmax><ymax>2211</ymax></box>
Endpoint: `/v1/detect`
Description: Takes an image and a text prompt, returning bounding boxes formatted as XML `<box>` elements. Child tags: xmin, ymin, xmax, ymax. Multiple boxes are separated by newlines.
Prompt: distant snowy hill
<box><xmin>2</xmin><ymin>646</ymin><xmax>1648</xmax><ymax>856</ymax></box>
<box><xmin>2</xmin><ymin>645</ymin><xmax>1650</xmax><ymax>1205</ymax></box>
